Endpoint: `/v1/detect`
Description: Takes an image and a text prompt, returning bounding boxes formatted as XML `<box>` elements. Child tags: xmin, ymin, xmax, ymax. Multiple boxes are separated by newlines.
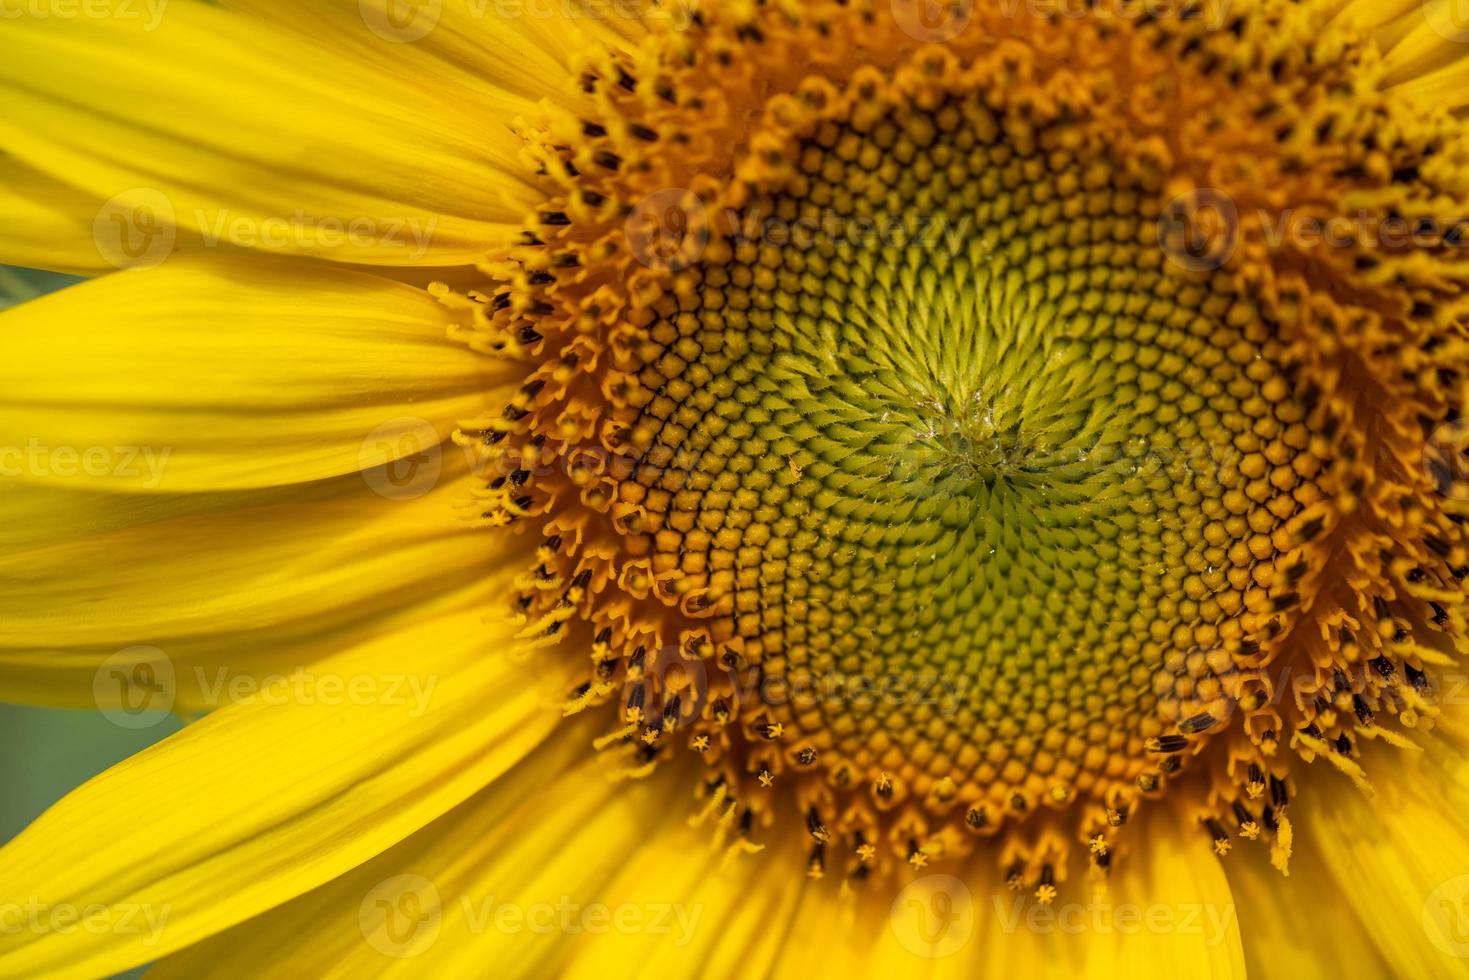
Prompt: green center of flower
<box><xmin>622</xmin><ymin>93</ymin><xmax>1312</xmax><ymax>818</ymax></box>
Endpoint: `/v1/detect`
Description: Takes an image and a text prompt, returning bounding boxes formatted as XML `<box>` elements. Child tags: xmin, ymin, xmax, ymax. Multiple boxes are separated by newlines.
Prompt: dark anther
<box><xmin>807</xmin><ymin>808</ymin><xmax>828</xmax><ymax>841</ymax></box>
<box><xmin>1179</xmin><ymin>713</ymin><xmax>1216</xmax><ymax>734</ymax></box>
<box><xmin>1270</xmin><ymin>776</ymin><xmax>1290</xmax><ymax>808</ymax></box>
<box><xmin>1353</xmin><ymin>695</ymin><xmax>1373</xmax><ymax>724</ymax></box>
<box><xmin>1150</xmin><ymin>734</ymin><xmax>1190</xmax><ymax>753</ymax></box>
<box><xmin>1271</xmin><ymin>591</ymin><xmax>1300</xmax><ymax>612</ymax></box>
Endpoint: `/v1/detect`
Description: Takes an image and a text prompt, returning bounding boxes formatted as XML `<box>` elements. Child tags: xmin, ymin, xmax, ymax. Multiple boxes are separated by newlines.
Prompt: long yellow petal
<box><xmin>0</xmin><ymin>473</ymin><xmax>503</xmax><ymax>711</ymax></box>
<box><xmin>224</xmin><ymin>0</ymin><xmax>646</xmax><ymax>110</ymax></box>
<box><xmin>0</xmin><ymin>2</ymin><xmax>543</xmax><ymax>267</ymax></box>
<box><xmin>1377</xmin><ymin>0</ymin><xmax>1469</xmax><ymax>89</ymax></box>
<box><xmin>1305</xmin><ymin>726</ymin><xmax>1469</xmax><ymax>978</ymax></box>
<box><xmin>0</xmin><ymin>256</ymin><xmax>504</xmax><ymax>491</ymax></box>
<box><xmin>146</xmin><ymin>730</ymin><xmax>679</xmax><ymax>979</ymax></box>
<box><xmin>0</xmin><ymin>604</ymin><xmax>561</xmax><ymax>980</ymax></box>
<box><xmin>1227</xmin><ymin>833</ymin><xmax>1393</xmax><ymax>978</ymax></box>
<box><xmin>0</xmin><ymin>155</ymin><xmax>120</xmax><ymax>275</ymax></box>
<box><xmin>760</xmin><ymin>805</ymin><xmax>1244</xmax><ymax>980</ymax></box>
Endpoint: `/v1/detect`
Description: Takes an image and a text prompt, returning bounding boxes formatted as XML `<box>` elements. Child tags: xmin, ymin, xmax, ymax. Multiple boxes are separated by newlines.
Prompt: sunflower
<box><xmin>3</xmin><ymin>0</ymin><xmax>1469</xmax><ymax>975</ymax></box>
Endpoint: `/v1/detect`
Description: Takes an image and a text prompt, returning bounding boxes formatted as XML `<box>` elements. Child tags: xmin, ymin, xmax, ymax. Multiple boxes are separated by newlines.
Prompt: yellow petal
<box><xmin>0</xmin><ymin>472</ymin><xmax>503</xmax><ymax>711</ymax></box>
<box><xmin>0</xmin><ymin>2</ymin><xmax>543</xmax><ymax>267</ymax></box>
<box><xmin>1228</xmin><ymin>831</ymin><xmax>1393</xmax><ymax>978</ymax></box>
<box><xmin>0</xmin><ymin>256</ymin><xmax>504</xmax><ymax>491</ymax></box>
<box><xmin>1305</xmin><ymin>729</ymin><xmax>1469</xmax><ymax>978</ymax></box>
<box><xmin>710</xmin><ymin>806</ymin><xmax>1244</xmax><ymax>980</ymax></box>
<box><xmin>0</xmin><ymin>476</ymin><xmax>340</xmax><ymax>552</ymax></box>
<box><xmin>225</xmin><ymin>0</ymin><xmax>646</xmax><ymax>110</ymax></box>
<box><xmin>0</xmin><ymin>604</ymin><xmax>561</xmax><ymax>980</ymax></box>
<box><xmin>1387</xmin><ymin>56</ymin><xmax>1469</xmax><ymax>112</ymax></box>
<box><xmin>1086</xmin><ymin>807</ymin><xmax>1246</xmax><ymax>979</ymax></box>
<box><xmin>0</xmin><ymin>154</ymin><xmax>119</xmax><ymax>275</ymax></box>
<box><xmin>1377</xmin><ymin>0</ymin><xmax>1469</xmax><ymax>89</ymax></box>
<box><xmin>147</xmin><ymin>728</ymin><xmax>678</xmax><ymax>979</ymax></box>
<box><xmin>1329</xmin><ymin>0</ymin><xmax>1425</xmax><ymax>33</ymax></box>
<box><xmin>556</xmin><ymin>804</ymin><xmax>803</xmax><ymax>980</ymax></box>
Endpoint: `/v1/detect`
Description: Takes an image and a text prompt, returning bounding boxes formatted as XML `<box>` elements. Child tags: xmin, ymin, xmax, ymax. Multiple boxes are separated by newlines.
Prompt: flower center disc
<box><xmin>619</xmin><ymin>78</ymin><xmax>1310</xmax><ymax>825</ymax></box>
<box><xmin>473</xmin><ymin>2</ymin><xmax>1468</xmax><ymax>887</ymax></box>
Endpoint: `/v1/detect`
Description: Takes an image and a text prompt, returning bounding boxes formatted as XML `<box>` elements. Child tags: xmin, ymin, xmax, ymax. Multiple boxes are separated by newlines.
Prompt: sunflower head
<box><xmin>458</xmin><ymin>0</ymin><xmax>1469</xmax><ymax>894</ymax></box>
<box><xmin>4</xmin><ymin>0</ymin><xmax>1469</xmax><ymax>976</ymax></box>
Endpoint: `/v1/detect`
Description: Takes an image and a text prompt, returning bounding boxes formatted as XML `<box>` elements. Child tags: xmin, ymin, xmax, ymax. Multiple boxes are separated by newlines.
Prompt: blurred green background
<box><xmin>0</xmin><ymin>705</ymin><xmax>184</xmax><ymax>845</ymax></box>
